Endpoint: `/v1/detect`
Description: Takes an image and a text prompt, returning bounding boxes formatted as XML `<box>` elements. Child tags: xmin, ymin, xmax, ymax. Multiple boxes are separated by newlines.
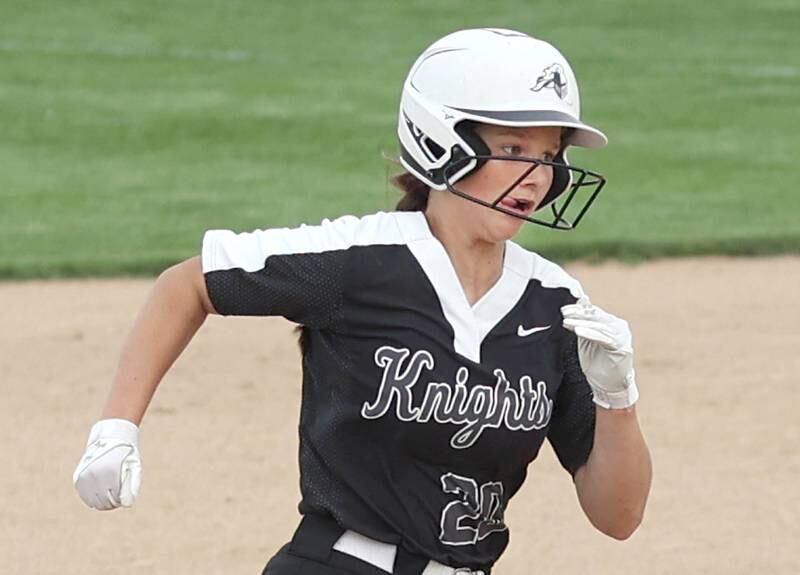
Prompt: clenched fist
<box><xmin>73</xmin><ymin>418</ymin><xmax>142</xmax><ymax>510</ymax></box>
<box><xmin>561</xmin><ymin>297</ymin><xmax>640</xmax><ymax>410</ymax></box>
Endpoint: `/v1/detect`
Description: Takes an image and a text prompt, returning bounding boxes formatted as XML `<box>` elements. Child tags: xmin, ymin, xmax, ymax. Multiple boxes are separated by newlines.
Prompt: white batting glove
<box><xmin>561</xmin><ymin>297</ymin><xmax>639</xmax><ymax>410</ymax></box>
<box><xmin>73</xmin><ymin>418</ymin><xmax>142</xmax><ymax>510</ymax></box>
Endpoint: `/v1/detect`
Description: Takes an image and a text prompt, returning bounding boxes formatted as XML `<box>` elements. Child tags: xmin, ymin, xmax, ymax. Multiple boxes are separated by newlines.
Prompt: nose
<box><xmin>519</xmin><ymin>160</ymin><xmax>553</xmax><ymax>197</ymax></box>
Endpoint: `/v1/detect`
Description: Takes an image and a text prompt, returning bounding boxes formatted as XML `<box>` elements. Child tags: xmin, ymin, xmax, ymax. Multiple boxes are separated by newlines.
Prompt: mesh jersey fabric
<box><xmin>202</xmin><ymin>211</ymin><xmax>595</xmax><ymax>570</ymax></box>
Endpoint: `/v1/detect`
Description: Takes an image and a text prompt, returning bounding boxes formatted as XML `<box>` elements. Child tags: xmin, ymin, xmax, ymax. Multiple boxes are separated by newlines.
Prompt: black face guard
<box><xmin>442</xmin><ymin>155</ymin><xmax>606</xmax><ymax>230</ymax></box>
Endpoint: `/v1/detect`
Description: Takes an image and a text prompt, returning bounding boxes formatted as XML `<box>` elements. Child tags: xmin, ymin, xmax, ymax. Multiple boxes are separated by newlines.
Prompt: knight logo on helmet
<box><xmin>397</xmin><ymin>28</ymin><xmax>608</xmax><ymax>230</ymax></box>
<box><xmin>531</xmin><ymin>63</ymin><xmax>569</xmax><ymax>101</ymax></box>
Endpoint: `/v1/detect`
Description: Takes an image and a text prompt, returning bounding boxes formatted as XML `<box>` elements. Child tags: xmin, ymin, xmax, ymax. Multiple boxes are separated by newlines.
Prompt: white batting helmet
<box><xmin>397</xmin><ymin>28</ymin><xmax>608</xmax><ymax>228</ymax></box>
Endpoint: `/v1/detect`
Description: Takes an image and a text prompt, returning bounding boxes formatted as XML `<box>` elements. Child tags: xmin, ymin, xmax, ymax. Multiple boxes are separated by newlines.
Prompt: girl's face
<box><xmin>444</xmin><ymin>125</ymin><xmax>562</xmax><ymax>244</ymax></box>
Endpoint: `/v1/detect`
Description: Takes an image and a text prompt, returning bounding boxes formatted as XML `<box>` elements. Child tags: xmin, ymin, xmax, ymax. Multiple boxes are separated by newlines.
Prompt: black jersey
<box><xmin>202</xmin><ymin>211</ymin><xmax>595</xmax><ymax>570</ymax></box>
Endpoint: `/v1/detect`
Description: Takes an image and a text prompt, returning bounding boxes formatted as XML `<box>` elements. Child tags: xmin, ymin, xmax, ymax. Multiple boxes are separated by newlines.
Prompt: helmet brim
<box><xmin>450</xmin><ymin>107</ymin><xmax>608</xmax><ymax>148</ymax></box>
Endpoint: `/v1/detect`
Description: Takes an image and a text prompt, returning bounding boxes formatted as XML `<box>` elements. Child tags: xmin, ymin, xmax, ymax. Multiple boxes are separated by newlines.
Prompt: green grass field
<box><xmin>1</xmin><ymin>0</ymin><xmax>798</xmax><ymax>278</ymax></box>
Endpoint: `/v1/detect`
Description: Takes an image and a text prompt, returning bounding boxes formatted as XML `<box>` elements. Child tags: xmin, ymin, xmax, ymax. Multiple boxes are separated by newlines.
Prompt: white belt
<box><xmin>332</xmin><ymin>529</ymin><xmax>486</xmax><ymax>575</ymax></box>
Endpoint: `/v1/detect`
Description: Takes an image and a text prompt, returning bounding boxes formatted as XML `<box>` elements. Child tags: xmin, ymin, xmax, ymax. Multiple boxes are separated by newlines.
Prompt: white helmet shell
<box><xmin>398</xmin><ymin>28</ymin><xmax>607</xmax><ymax>191</ymax></box>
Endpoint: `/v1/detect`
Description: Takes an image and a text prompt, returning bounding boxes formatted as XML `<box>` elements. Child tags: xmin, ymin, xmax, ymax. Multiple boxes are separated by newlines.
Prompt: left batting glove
<box><xmin>561</xmin><ymin>297</ymin><xmax>639</xmax><ymax>410</ymax></box>
<box><xmin>73</xmin><ymin>418</ymin><xmax>142</xmax><ymax>510</ymax></box>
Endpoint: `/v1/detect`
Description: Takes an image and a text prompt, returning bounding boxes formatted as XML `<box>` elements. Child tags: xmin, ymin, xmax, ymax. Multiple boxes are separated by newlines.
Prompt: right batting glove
<box><xmin>73</xmin><ymin>418</ymin><xmax>142</xmax><ymax>510</ymax></box>
<box><xmin>561</xmin><ymin>296</ymin><xmax>640</xmax><ymax>410</ymax></box>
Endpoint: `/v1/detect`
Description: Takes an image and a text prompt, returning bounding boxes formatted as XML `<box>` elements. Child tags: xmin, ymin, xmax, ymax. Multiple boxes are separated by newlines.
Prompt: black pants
<box><xmin>262</xmin><ymin>515</ymin><xmax>435</xmax><ymax>575</ymax></box>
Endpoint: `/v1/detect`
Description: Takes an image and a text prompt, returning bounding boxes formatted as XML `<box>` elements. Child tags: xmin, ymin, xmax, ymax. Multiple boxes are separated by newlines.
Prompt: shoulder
<box><xmin>314</xmin><ymin>211</ymin><xmax>430</xmax><ymax>246</ymax></box>
<box><xmin>202</xmin><ymin>211</ymin><xmax>427</xmax><ymax>273</ymax></box>
<box><xmin>505</xmin><ymin>240</ymin><xmax>585</xmax><ymax>302</ymax></box>
<box><xmin>205</xmin><ymin>211</ymin><xmax>427</xmax><ymax>250</ymax></box>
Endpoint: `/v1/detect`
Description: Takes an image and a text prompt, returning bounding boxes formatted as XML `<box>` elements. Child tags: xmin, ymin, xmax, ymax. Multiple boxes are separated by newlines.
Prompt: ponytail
<box><xmin>393</xmin><ymin>172</ymin><xmax>431</xmax><ymax>212</ymax></box>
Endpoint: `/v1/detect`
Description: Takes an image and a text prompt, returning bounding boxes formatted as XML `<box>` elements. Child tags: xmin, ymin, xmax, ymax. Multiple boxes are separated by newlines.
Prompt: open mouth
<box><xmin>498</xmin><ymin>196</ymin><xmax>535</xmax><ymax>216</ymax></box>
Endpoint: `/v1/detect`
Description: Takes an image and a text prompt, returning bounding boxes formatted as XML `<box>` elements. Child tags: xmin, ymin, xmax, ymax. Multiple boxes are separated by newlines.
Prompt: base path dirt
<box><xmin>2</xmin><ymin>256</ymin><xmax>798</xmax><ymax>575</ymax></box>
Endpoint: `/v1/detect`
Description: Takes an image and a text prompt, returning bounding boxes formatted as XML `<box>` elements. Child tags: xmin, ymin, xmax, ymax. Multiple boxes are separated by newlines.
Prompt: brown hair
<box><xmin>393</xmin><ymin>171</ymin><xmax>431</xmax><ymax>212</ymax></box>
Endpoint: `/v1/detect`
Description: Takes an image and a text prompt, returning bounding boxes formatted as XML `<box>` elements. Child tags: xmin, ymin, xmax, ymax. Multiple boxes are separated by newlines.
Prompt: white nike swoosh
<box><xmin>517</xmin><ymin>324</ymin><xmax>552</xmax><ymax>337</ymax></box>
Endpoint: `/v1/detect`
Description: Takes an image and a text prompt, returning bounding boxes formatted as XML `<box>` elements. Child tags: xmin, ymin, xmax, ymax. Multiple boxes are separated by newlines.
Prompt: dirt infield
<box><xmin>2</xmin><ymin>256</ymin><xmax>798</xmax><ymax>575</ymax></box>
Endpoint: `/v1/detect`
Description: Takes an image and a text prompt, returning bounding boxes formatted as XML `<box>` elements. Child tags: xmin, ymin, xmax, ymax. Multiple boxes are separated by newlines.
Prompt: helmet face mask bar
<box><xmin>441</xmin><ymin>153</ymin><xmax>606</xmax><ymax>230</ymax></box>
<box><xmin>397</xmin><ymin>28</ymin><xmax>609</xmax><ymax>230</ymax></box>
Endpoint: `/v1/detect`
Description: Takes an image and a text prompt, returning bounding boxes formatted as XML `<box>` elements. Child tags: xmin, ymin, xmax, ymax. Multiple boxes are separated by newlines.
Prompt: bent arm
<box><xmin>100</xmin><ymin>256</ymin><xmax>216</xmax><ymax>424</ymax></box>
<box><xmin>573</xmin><ymin>406</ymin><xmax>652</xmax><ymax>540</ymax></box>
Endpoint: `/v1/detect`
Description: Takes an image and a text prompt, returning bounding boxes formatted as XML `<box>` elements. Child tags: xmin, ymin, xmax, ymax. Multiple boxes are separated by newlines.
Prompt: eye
<box><xmin>500</xmin><ymin>144</ymin><xmax>522</xmax><ymax>156</ymax></box>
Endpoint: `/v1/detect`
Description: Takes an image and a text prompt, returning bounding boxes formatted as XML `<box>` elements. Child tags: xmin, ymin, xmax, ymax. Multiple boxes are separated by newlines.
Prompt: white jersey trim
<box><xmin>527</xmin><ymin>250</ymin><xmax>585</xmax><ymax>300</ymax></box>
<box><xmin>400</xmin><ymin>215</ymin><xmax>532</xmax><ymax>363</ymax></box>
<box><xmin>201</xmin><ymin>212</ymin><xmax>408</xmax><ymax>273</ymax></box>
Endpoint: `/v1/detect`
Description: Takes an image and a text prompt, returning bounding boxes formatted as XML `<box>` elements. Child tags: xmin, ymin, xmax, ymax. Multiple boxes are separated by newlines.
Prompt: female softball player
<box><xmin>73</xmin><ymin>28</ymin><xmax>652</xmax><ymax>575</ymax></box>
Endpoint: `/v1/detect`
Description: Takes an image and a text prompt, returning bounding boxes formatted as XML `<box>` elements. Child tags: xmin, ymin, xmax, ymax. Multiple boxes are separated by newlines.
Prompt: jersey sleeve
<box><xmin>201</xmin><ymin>219</ymin><xmax>353</xmax><ymax>327</ymax></box>
<box><xmin>546</xmin><ymin>330</ymin><xmax>596</xmax><ymax>476</ymax></box>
